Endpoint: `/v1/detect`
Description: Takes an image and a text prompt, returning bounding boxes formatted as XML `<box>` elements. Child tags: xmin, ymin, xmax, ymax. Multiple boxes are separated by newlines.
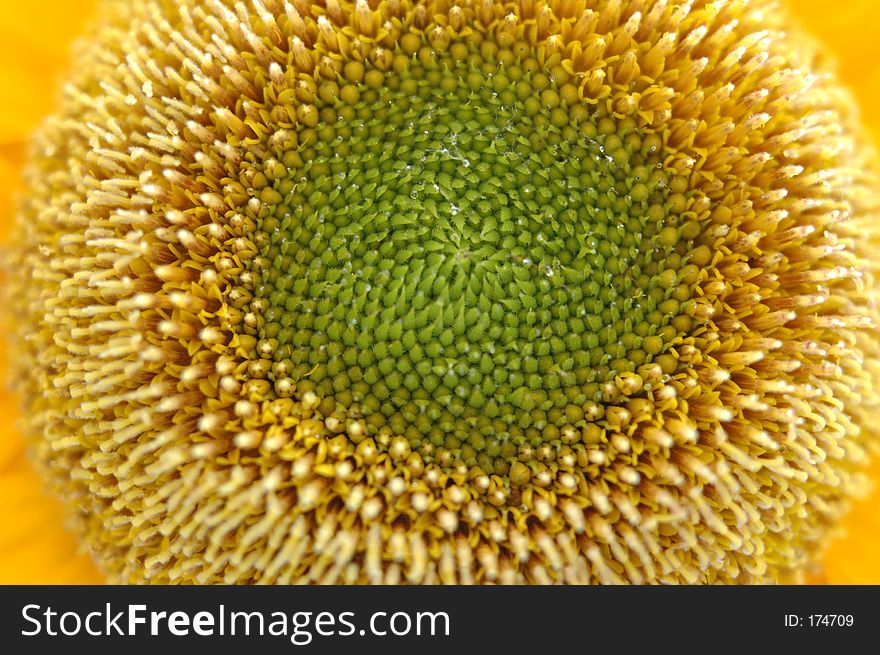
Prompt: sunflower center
<box><xmin>242</xmin><ymin>38</ymin><xmax>700</xmax><ymax>464</ymax></box>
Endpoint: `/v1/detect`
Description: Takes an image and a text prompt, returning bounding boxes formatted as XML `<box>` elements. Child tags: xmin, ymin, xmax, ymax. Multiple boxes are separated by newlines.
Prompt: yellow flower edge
<box><xmin>1</xmin><ymin>0</ymin><xmax>880</xmax><ymax>581</ymax></box>
<box><xmin>0</xmin><ymin>0</ymin><xmax>103</xmax><ymax>585</ymax></box>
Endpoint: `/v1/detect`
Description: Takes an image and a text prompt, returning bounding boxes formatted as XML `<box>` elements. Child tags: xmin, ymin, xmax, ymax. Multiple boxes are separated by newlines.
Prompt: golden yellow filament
<box><xmin>7</xmin><ymin>0</ymin><xmax>880</xmax><ymax>584</ymax></box>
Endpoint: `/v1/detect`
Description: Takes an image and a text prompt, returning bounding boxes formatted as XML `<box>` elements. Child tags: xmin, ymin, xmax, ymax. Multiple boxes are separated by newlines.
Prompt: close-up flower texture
<box><xmin>1</xmin><ymin>0</ymin><xmax>880</xmax><ymax>585</ymax></box>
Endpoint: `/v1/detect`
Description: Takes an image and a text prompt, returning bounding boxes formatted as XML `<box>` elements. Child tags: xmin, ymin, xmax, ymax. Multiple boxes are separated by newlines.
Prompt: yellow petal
<box><xmin>782</xmin><ymin>0</ymin><xmax>880</xmax><ymax>584</ymax></box>
<box><xmin>0</xmin><ymin>0</ymin><xmax>102</xmax><ymax>585</ymax></box>
<box><xmin>0</xmin><ymin>453</ymin><xmax>103</xmax><ymax>584</ymax></box>
<box><xmin>0</xmin><ymin>0</ymin><xmax>97</xmax><ymax>141</ymax></box>
<box><xmin>784</xmin><ymin>0</ymin><xmax>880</xmax><ymax>144</ymax></box>
<box><xmin>820</xmin><ymin>460</ymin><xmax>880</xmax><ymax>584</ymax></box>
<box><xmin>0</xmin><ymin>0</ymin><xmax>878</xmax><ymax>585</ymax></box>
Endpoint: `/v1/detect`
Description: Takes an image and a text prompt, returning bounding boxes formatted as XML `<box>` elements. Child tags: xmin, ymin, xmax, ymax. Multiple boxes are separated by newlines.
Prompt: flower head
<box><xmin>6</xmin><ymin>0</ymin><xmax>880</xmax><ymax>583</ymax></box>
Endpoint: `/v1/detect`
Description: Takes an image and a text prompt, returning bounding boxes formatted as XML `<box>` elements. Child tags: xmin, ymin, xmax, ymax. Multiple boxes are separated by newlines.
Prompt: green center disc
<box><xmin>243</xmin><ymin>42</ymin><xmax>701</xmax><ymax>465</ymax></box>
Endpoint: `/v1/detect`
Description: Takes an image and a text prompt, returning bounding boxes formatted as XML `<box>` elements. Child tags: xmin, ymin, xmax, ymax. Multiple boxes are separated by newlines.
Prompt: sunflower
<box><xmin>1</xmin><ymin>0</ymin><xmax>879</xmax><ymax>584</ymax></box>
